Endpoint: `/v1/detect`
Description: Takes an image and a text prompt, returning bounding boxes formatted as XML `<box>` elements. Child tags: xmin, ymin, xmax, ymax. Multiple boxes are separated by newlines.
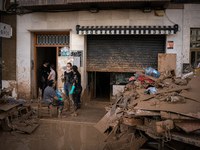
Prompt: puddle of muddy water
<box><xmin>0</xmin><ymin>120</ymin><xmax>106</xmax><ymax>150</ymax></box>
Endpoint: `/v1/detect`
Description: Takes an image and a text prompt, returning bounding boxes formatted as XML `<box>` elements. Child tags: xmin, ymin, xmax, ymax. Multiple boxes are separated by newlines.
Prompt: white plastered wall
<box><xmin>182</xmin><ymin>4</ymin><xmax>200</xmax><ymax>64</ymax></box>
<box><xmin>17</xmin><ymin>8</ymin><xmax>192</xmax><ymax>99</ymax></box>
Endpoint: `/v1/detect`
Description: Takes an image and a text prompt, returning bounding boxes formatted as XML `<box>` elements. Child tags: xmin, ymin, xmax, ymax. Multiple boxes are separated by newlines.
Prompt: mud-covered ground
<box><xmin>0</xmin><ymin>102</ymin><xmax>108</xmax><ymax>150</ymax></box>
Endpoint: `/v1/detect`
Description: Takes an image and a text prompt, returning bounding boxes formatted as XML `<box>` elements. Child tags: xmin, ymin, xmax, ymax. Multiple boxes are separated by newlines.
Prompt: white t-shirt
<box><xmin>49</xmin><ymin>69</ymin><xmax>56</xmax><ymax>81</ymax></box>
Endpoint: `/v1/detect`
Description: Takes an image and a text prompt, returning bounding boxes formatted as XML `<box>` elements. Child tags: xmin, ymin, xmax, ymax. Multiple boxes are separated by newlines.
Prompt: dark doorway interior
<box><xmin>36</xmin><ymin>47</ymin><xmax>57</xmax><ymax>94</ymax></box>
<box><xmin>96</xmin><ymin>72</ymin><xmax>110</xmax><ymax>101</ymax></box>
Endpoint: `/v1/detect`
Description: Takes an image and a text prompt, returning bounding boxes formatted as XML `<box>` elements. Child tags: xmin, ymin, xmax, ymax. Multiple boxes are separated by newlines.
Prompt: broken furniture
<box><xmin>96</xmin><ymin>70</ymin><xmax>200</xmax><ymax>149</ymax></box>
<box><xmin>0</xmin><ymin>98</ymin><xmax>40</xmax><ymax>134</ymax></box>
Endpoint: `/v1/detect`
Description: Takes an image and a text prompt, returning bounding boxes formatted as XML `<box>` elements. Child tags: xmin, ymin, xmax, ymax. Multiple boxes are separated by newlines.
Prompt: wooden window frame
<box><xmin>190</xmin><ymin>28</ymin><xmax>200</xmax><ymax>69</ymax></box>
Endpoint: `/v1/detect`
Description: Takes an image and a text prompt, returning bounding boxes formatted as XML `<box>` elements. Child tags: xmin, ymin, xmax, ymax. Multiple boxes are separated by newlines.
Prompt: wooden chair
<box><xmin>38</xmin><ymin>88</ymin><xmax>54</xmax><ymax>118</ymax></box>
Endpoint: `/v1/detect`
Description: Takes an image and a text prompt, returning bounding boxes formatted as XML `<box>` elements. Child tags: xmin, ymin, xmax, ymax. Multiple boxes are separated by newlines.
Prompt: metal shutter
<box><xmin>87</xmin><ymin>35</ymin><xmax>165</xmax><ymax>72</ymax></box>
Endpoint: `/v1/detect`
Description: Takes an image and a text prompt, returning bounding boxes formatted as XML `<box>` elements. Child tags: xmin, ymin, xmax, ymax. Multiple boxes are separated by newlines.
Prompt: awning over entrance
<box><xmin>76</xmin><ymin>24</ymin><xmax>178</xmax><ymax>35</ymax></box>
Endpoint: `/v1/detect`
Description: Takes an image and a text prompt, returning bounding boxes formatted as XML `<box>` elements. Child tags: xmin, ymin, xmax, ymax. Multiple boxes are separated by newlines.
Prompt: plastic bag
<box><xmin>56</xmin><ymin>90</ymin><xmax>62</xmax><ymax>98</ymax></box>
<box><xmin>144</xmin><ymin>67</ymin><xmax>161</xmax><ymax>78</ymax></box>
<box><xmin>144</xmin><ymin>87</ymin><xmax>158</xmax><ymax>95</ymax></box>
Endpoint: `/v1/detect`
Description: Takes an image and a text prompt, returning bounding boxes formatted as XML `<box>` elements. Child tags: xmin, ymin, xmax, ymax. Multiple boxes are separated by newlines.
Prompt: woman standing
<box><xmin>48</xmin><ymin>64</ymin><xmax>57</xmax><ymax>82</ymax></box>
<box><xmin>48</xmin><ymin>64</ymin><xmax>57</xmax><ymax>89</ymax></box>
<box><xmin>62</xmin><ymin>62</ymin><xmax>73</xmax><ymax>99</ymax></box>
<box><xmin>70</xmin><ymin>65</ymin><xmax>82</xmax><ymax>116</ymax></box>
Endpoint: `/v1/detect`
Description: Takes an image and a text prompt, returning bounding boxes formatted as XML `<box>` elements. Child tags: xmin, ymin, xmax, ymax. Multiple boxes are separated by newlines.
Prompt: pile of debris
<box><xmin>95</xmin><ymin>68</ymin><xmax>200</xmax><ymax>150</ymax></box>
<box><xmin>0</xmin><ymin>98</ymin><xmax>40</xmax><ymax>134</ymax></box>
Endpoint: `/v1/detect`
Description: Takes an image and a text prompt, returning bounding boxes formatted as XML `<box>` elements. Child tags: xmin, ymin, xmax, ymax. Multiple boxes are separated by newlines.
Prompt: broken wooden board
<box><xmin>160</xmin><ymin>111</ymin><xmax>195</xmax><ymax>120</ymax></box>
<box><xmin>103</xmin><ymin>133</ymin><xmax>147</xmax><ymax>150</ymax></box>
<box><xmin>180</xmin><ymin>70</ymin><xmax>200</xmax><ymax>102</ymax></box>
<box><xmin>123</xmin><ymin>117</ymin><xmax>143</xmax><ymax>126</ymax></box>
<box><xmin>128</xmin><ymin>95</ymin><xmax>154</xmax><ymax>107</ymax></box>
<box><xmin>155</xmin><ymin>85</ymin><xmax>190</xmax><ymax>95</ymax></box>
<box><xmin>0</xmin><ymin>103</ymin><xmax>21</xmax><ymax>111</ymax></box>
<box><xmin>158</xmin><ymin>53</ymin><xmax>176</xmax><ymax>74</ymax></box>
<box><xmin>134</xmin><ymin>98</ymin><xmax>200</xmax><ymax>119</ymax></box>
<box><xmin>95</xmin><ymin>108</ymin><xmax>123</xmax><ymax>134</ymax></box>
<box><xmin>135</xmin><ymin>109</ymin><xmax>160</xmax><ymax>116</ymax></box>
<box><xmin>171</xmin><ymin>132</ymin><xmax>200</xmax><ymax>147</ymax></box>
<box><xmin>175</xmin><ymin>121</ymin><xmax>200</xmax><ymax>133</ymax></box>
<box><xmin>12</xmin><ymin>123</ymin><xmax>40</xmax><ymax>134</ymax></box>
<box><xmin>0</xmin><ymin>108</ymin><xmax>17</xmax><ymax>120</ymax></box>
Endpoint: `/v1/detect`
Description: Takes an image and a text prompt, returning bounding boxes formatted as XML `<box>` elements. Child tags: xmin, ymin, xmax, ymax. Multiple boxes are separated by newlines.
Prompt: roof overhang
<box><xmin>76</xmin><ymin>24</ymin><xmax>179</xmax><ymax>35</ymax></box>
<box><xmin>18</xmin><ymin>0</ymin><xmax>170</xmax><ymax>12</ymax></box>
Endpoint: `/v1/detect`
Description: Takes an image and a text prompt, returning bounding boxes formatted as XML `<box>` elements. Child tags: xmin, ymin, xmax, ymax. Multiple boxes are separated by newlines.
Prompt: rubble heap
<box><xmin>95</xmin><ymin>69</ymin><xmax>200</xmax><ymax>150</ymax></box>
<box><xmin>0</xmin><ymin>98</ymin><xmax>40</xmax><ymax>134</ymax></box>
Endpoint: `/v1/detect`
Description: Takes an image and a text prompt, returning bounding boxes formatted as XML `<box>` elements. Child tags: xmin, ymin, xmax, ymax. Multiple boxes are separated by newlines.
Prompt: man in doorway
<box><xmin>43</xmin><ymin>80</ymin><xmax>64</xmax><ymax>118</ymax></box>
<box><xmin>40</xmin><ymin>60</ymin><xmax>50</xmax><ymax>94</ymax></box>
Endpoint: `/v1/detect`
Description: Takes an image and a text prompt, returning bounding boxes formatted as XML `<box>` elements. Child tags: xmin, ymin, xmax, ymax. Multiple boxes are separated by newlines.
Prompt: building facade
<box><xmin>2</xmin><ymin>1</ymin><xmax>200</xmax><ymax>102</ymax></box>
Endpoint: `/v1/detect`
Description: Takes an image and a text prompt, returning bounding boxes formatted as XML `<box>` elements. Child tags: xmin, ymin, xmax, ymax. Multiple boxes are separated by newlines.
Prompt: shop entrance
<box><xmin>32</xmin><ymin>32</ymin><xmax>70</xmax><ymax>98</ymax></box>
<box><xmin>96</xmin><ymin>72</ymin><xmax>110</xmax><ymax>101</ymax></box>
<box><xmin>36</xmin><ymin>47</ymin><xmax>57</xmax><ymax>94</ymax></box>
<box><xmin>88</xmin><ymin>72</ymin><xmax>110</xmax><ymax>102</ymax></box>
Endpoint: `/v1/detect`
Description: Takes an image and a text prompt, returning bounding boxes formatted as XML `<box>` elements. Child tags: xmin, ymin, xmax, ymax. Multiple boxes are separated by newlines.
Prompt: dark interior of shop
<box><xmin>96</xmin><ymin>72</ymin><xmax>110</xmax><ymax>101</ymax></box>
<box><xmin>36</xmin><ymin>47</ymin><xmax>57</xmax><ymax>93</ymax></box>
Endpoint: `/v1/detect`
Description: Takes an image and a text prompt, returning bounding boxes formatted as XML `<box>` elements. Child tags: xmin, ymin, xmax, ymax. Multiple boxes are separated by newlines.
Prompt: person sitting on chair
<box><xmin>43</xmin><ymin>80</ymin><xmax>64</xmax><ymax>117</ymax></box>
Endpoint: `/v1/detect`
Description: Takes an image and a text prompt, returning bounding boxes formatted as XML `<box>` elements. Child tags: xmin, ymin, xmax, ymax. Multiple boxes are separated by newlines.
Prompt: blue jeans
<box><xmin>64</xmin><ymin>83</ymin><xmax>72</xmax><ymax>99</ymax></box>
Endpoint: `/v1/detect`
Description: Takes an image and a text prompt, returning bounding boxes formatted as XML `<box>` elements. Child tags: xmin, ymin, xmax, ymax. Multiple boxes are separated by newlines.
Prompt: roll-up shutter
<box><xmin>87</xmin><ymin>35</ymin><xmax>165</xmax><ymax>72</ymax></box>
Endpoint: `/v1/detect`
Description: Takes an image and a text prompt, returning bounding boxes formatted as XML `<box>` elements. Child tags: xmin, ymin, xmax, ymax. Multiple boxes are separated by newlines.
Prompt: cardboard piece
<box><xmin>158</xmin><ymin>53</ymin><xmax>176</xmax><ymax>74</ymax></box>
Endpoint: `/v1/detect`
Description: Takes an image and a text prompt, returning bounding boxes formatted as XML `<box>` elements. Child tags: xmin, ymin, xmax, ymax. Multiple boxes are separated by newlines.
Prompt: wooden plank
<box><xmin>134</xmin><ymin>98</ymin><xmax>200</xmax><ymax>119</ymax></box>
<box><xmin>34</xmin><ymin>33</ymin><xmax>37</xmax><ymax>98</ymax></box>
<box><xmin>0</xmin><ymin>104</ymin><xmax>21</xmax><ymax>111</ymax></box>
<box><xmin>158</xmin><ymin>53</ymin><xmax>176</xmax><ymax>74</ymax></box>
<box><xmin>135</xmin><ymin>110</ymin><xmax>160</xmax><ymax>116</ymax></box>
<box><xmin>175</xmin><ymin>121</ymin><xmax>200</xmax><ymax>133</ymax></box>
<box><xmin>136</xmin><ymin>71</ymin><xmax>158</xmax><ymax>81</ymax></box>
<box><xmin>180</xmin><ymin>70</ymin><xmax>200</xmax><ymax>102</ymax></box>
<box><xmin>123</xmin><ymin>117</ymin><xmax>143</xmax><ymax>126</ymax></box>
<box><xmin>155</xmin><ymin>85</ymin><xmax>190</xmax><ymax>94</ymax></box>
<box><xmin>13</xmin><ymin>124</ymin><xmax>40</xmax><ymax>134</ymax></box>
<box><xmin>128</xmin><ymin>95</ymin><xmax>154</xmax><ymax>107</ymax></box>
<box><xmin>171</xmin><ymin>132</ymin><xmax>200</xmax><ymax>147</ymax></box>
<box><xmin>160</xmin><ymin>111</ymin><xmax>194</xmax><ymax>120</ymax></box>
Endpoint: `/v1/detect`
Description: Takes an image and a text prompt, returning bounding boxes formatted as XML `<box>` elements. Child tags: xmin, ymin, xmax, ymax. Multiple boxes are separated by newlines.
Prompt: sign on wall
<box><xmin>0</xmin><ymin>22</ymin><xmax>12</xmax><ymax>38</ymax></box>
<box><xmin>167</xmin><ymin>41</ymin><xmax>174</xmax><ymax>49</ymax></box>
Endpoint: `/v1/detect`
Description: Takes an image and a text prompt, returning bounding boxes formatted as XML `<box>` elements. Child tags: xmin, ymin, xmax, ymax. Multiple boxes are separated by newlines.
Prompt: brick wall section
<box><xmin>2</xmin><ymin>14</ymin><xmax>16</xmax><ymax>80</ymax></box>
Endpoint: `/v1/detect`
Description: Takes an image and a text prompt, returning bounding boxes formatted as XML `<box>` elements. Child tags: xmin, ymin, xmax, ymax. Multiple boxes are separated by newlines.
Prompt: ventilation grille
<box><xmin>37</xmin><ymin>35</ymin><xmax>69</xmax><ymax>45</ymax></box>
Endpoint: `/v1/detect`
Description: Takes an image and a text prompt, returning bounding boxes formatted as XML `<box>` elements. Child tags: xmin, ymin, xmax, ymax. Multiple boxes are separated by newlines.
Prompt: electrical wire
<box><xmin>165</xmin><ymin>10</ymin><xmax>181</xmax><ymax>32</ymax></box>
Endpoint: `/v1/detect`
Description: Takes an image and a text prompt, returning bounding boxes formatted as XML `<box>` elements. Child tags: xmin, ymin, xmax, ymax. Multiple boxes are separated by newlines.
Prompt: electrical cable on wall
<box><xmin>165</xmin><ymin>10</ymin><xmax>181</xmax><ymax>32</ymax></box>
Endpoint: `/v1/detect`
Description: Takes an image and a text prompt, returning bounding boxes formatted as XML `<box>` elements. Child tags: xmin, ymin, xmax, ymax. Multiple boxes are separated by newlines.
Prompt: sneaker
<box><xmin>70</xmin><ymin>111</ymin><xmax>78</xmax><ymax>117</ymax></box>
<box><xmin>58</xmin><ymin>110</ymin><xmax>62</xmax><ymax>118</ymax></box>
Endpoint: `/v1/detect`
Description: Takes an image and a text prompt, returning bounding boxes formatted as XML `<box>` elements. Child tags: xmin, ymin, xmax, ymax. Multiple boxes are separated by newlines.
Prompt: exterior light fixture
<box><xmin>90</xmin><ymin>8</ymin><xmax>99</xmax><ymax>13</ymax></box>
<box><xmin>155</xmin><ymin>10</ymin><xmax>165</xmax><ymax>16</ymax></box>
<box><xmin>143</xmin><ymin>8</ymin><xmax>151</xmax><ymax>13</ymax></box>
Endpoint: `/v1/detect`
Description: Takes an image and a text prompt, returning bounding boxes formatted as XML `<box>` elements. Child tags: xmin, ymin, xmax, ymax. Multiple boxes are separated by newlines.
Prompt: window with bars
<box><xmin>37</xmin><ymin>34</ymin><xmax>69</xmax><ymax>45</ymax></box>
<box><xmin>190</xmin><ymin>29</ymin><xmax>200</xmax><ymax>69</ymax></box>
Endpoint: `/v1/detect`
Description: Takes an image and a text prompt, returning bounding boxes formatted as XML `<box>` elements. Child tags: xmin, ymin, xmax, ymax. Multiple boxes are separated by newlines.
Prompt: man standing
<box><xmin>43</xmin><ymin>80</ymin><xmax>64</xmax><ymax>118</ymax></box>
<box><xmin>40</xmin><ymin>60</ymin><xmax>50</xmax><ymax>94</ymax></box>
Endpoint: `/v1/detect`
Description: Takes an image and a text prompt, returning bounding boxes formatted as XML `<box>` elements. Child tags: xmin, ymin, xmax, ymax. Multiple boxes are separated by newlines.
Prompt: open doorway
<box><xmin>95</xmin><ymin>72</ymin><xmax>110</xmax><ymax>102</ymax></box>
<box><xmin>36</xmin><ymin>47</ymin><xmax>57</xmax><ymax>95</ymax></box>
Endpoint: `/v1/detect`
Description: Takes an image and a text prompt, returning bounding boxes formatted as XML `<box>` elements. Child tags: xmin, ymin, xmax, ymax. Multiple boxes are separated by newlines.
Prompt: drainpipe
<box><xmin>0</xmin><ymin>14</ymin><xmax>2</xmax><ymax>89</ymax></box>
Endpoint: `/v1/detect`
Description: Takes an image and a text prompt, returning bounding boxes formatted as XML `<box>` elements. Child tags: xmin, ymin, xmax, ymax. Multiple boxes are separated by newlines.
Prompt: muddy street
<box><xmin>0</xmin><ymin>119</ymin><xmax>105</xmax><ymax>150</ymax></box>
<box><xmin>0</xmin><ymin>101</ymin><xmax>108</xmax><ymax>150</ymax></box>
